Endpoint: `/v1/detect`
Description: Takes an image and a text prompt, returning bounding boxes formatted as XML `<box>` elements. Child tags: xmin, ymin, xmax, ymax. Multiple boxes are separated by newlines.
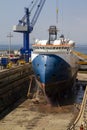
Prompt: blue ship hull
<box><xmin>32</xmin><ymin>54</ymin><xmax>77</xmax><ymax>98</ymax></box>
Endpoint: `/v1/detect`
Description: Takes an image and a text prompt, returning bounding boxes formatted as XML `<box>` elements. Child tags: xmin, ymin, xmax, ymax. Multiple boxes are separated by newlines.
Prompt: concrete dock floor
<box><xmin>0</xmin><ymin>99</ymin><xmax>75</xmax><ymax>130</ymax></box>
<box><xmin>0</xmin><ymin>72</ymin><xmax>87</xmax><ymax>130</ymax></box>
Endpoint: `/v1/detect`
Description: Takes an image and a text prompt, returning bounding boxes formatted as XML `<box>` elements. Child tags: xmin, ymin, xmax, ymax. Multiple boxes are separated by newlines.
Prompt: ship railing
<box><xmin>33</xmin><ymin>46</ymin><xmax>72</xmax><ymax>53</ymax></box>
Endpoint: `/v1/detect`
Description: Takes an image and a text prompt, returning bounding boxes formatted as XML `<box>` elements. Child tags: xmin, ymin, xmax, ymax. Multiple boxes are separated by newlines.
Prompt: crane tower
<box><xmin>13</xmin><ymin>0</ymin><xmax>46</xmax><ymax>62</ymax></box>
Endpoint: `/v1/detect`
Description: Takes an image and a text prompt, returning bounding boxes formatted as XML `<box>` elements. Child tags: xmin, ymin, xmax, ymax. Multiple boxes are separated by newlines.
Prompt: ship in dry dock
<box><xmin>31</xmin><ymin>26</ymin><xmax>79</xmax><ymax>101</ymax></box>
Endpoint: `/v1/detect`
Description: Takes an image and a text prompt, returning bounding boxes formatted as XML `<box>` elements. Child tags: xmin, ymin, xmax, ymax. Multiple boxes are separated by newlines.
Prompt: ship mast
<box><xmin>56</xmin><ymin>0</ymin><xmax>58</xmax><ymax>24</ymax></box>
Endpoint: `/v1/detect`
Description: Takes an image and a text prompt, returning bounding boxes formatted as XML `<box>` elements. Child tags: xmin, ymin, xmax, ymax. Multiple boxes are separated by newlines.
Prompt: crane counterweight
<box><xmin>13</xmin><ymin>25</ymin><xmax>28</xmax><ymax>32</ymax></box>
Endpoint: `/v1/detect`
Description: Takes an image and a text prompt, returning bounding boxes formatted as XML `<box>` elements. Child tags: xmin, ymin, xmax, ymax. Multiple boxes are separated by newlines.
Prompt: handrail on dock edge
<box><xmin>67</xmin><ymin>85</ymin><xmax>87</xmax><ymax>130</ymax></box>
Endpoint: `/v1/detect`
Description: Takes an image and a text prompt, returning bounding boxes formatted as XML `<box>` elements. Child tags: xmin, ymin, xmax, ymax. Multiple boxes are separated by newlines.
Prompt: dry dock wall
<box><xmin>0</xmin><ymin>63</ymin><xmax>33</xmax><ymax>113</ymax></box>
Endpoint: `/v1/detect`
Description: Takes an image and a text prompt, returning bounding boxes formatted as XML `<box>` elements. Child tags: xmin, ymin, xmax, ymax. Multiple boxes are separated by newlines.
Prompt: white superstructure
<box><xmin>31</xmin><ymin>38</ymin><xmax>79</xmax><ymax>77</ymax></box>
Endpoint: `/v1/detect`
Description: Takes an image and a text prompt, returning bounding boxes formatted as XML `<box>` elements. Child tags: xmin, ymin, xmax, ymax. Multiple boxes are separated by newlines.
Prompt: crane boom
<box><xmin>31</xmin><ymin>0</ymin><xmax>46</xmax><ymax>27</ymax></box>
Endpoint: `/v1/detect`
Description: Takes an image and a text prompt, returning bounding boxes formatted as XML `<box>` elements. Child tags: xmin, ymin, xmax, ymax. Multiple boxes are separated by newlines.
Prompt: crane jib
<box><xmin>31</xmin><ymin>0</ymin><xmax>46</xmax><ymax>27</ymax></box>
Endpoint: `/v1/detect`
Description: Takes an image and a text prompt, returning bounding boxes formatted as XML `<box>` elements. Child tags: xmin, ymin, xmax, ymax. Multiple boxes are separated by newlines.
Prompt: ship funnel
<box><xmin>48</xmin><ymin>26</ymin><xmax>58</xmax><ymax>44</ymax></box>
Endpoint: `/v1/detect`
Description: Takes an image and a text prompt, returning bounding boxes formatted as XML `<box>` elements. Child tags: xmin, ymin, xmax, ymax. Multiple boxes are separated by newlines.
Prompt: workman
<box><xmin>80</xmin><ymin>124</ymin><xmax>84</xmax><ymax>130</ymax></box>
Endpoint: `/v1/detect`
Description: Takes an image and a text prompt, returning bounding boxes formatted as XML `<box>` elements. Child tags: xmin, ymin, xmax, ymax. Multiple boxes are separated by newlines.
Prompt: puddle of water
<box><xmin>75</xmin><ymin>85</ymin><xmax>84</xmax><ymax>103</ymax></box>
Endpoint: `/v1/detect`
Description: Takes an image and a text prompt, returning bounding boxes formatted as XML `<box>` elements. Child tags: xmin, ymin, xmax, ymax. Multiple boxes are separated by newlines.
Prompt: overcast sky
<box><xmin>0</xmin><ymin>0</ymin><xmax>87</xmax><ymax>46</ymax></box>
